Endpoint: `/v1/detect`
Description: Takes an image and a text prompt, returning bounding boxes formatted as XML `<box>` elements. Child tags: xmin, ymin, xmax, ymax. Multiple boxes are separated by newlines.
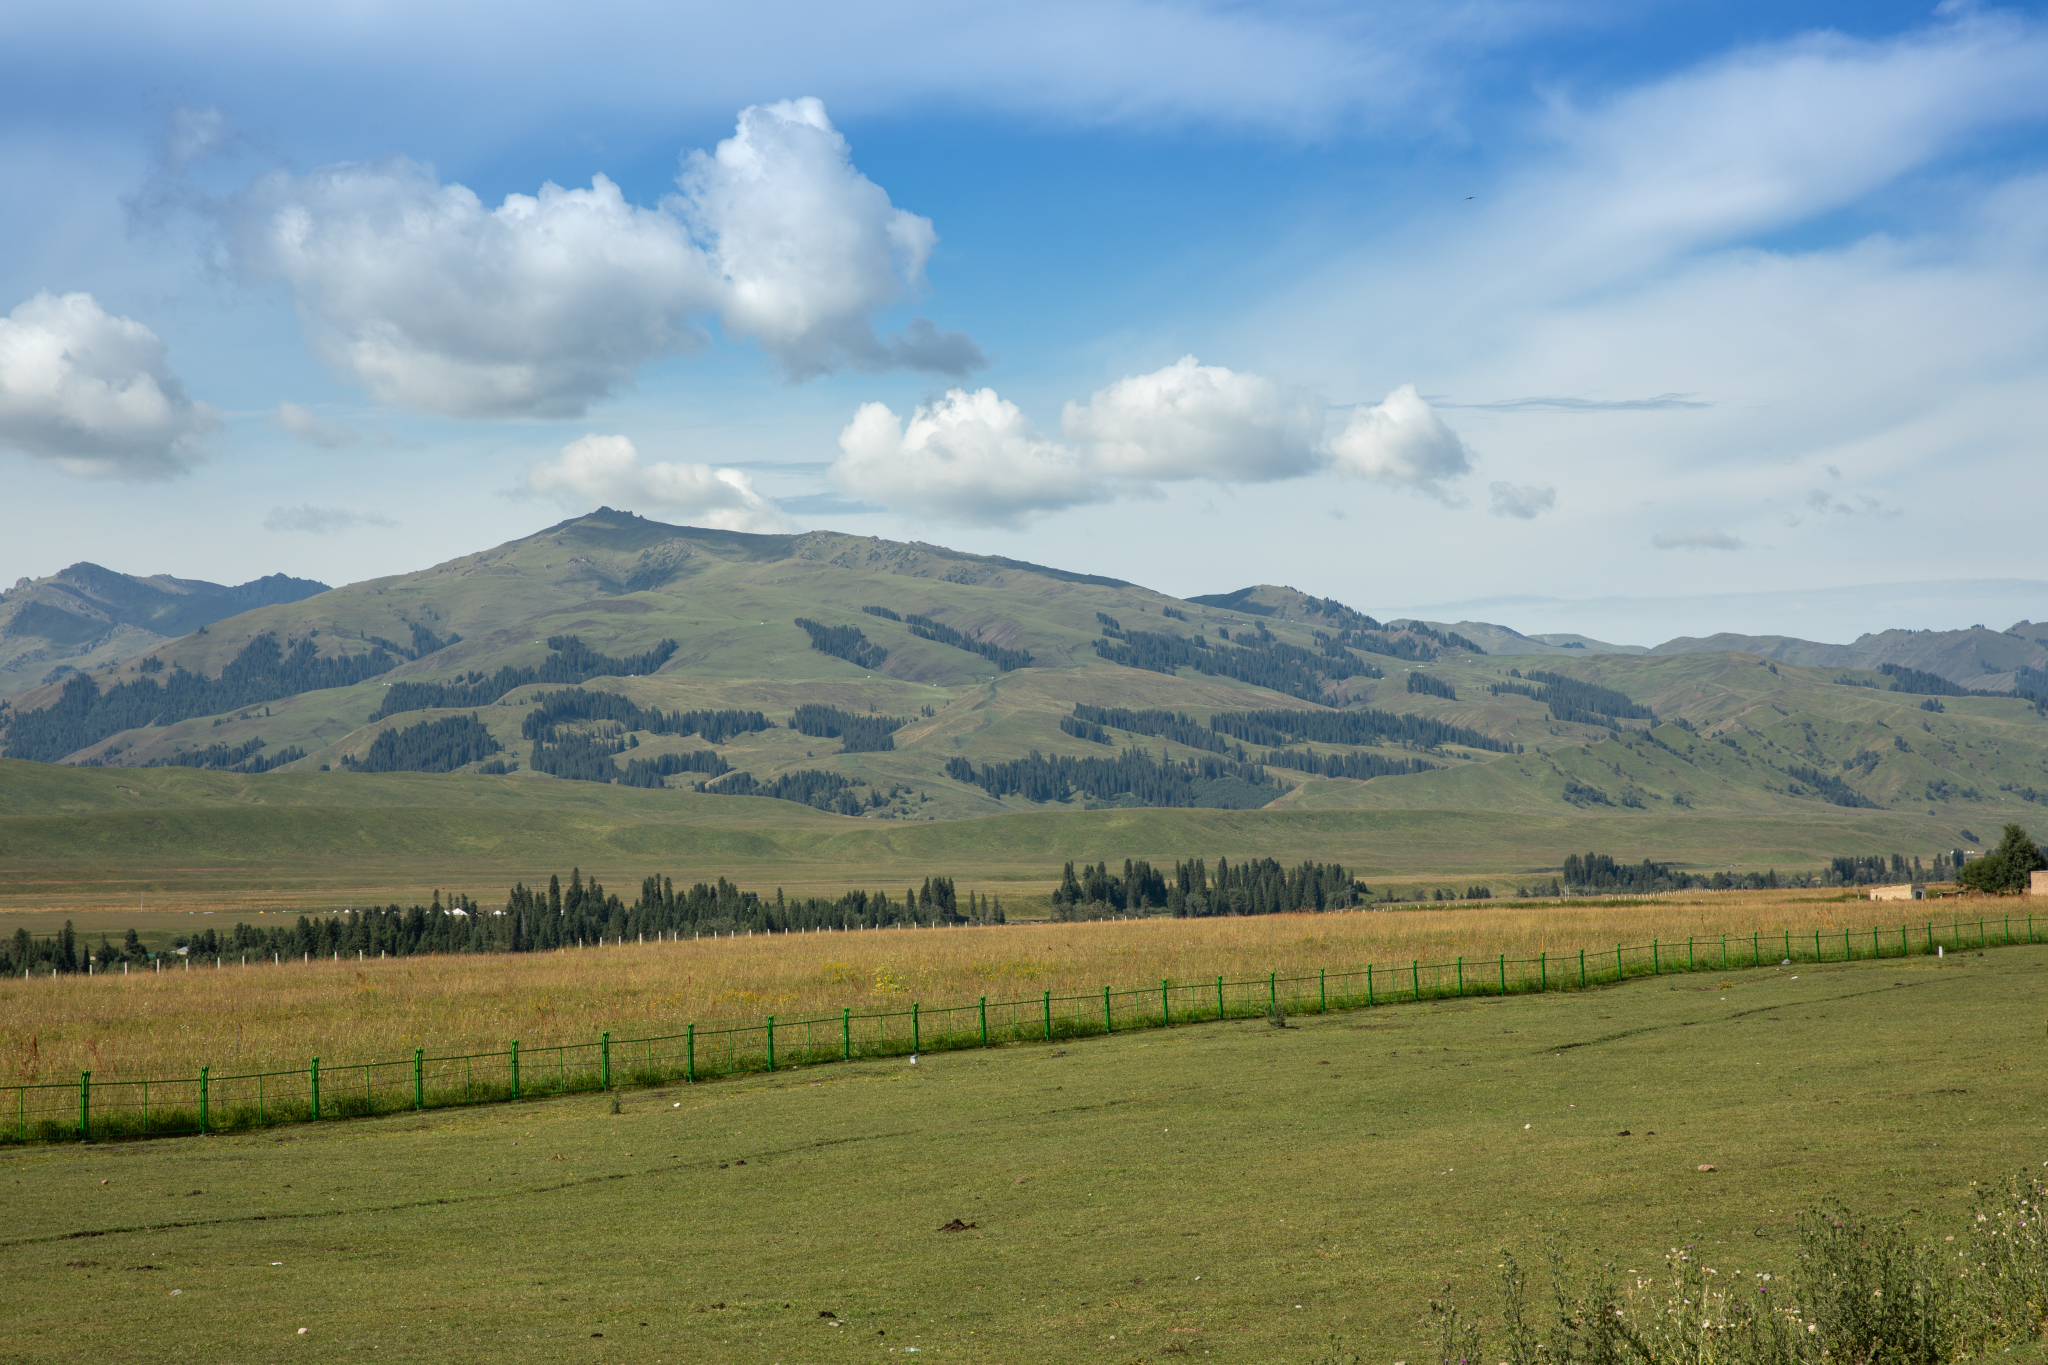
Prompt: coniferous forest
<box><xmin>789</xmin><ymin>703</ymin><xmax>905</xmax><ymax>753</ymax></box>
<box><xmin>345</xmin><ymin>714</ymin><xmax>501</xmax><ymax>773</ymax></box>
<box><xmin>795</xmin><ymin>619</ymin><xmax>888</xmax><ymax>670</ymax></box>
<box><xmin>945</xmin><ymin>747</ymin><xmax>1278</xmax><ymax>808</ymax></box>
<box><xmin>4</xmin><ymin>633</ymin><xmax>401</xmax><ymax>762</ymax></box>
<box><xmin>369</xmin><ymin>636</ymin><xmax>679</xmax><ymax>720</ymax></box>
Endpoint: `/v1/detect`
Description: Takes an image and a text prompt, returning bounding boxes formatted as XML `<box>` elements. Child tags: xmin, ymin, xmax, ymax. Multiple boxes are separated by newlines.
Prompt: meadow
<box><xmin>3</xmin><ymin>941</ymin><xmax>2045</xmax><ymax>1363</ymax></box>
<box><xmin>1</xmin><ymin>888</ymin><xmax>2001</xmax><ymax>1088</ymax></box>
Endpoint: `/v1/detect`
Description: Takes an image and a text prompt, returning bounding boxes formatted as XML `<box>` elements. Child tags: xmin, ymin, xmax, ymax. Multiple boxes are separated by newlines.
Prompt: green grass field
<box><xmin>6</xmin><ymin>943</ymin><xmax>2045</xmax><ymax>1363</ymax></box>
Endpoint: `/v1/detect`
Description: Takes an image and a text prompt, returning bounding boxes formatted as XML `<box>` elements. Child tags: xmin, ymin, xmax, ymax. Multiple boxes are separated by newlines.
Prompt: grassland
<box><xmin>6</xmin><ymin>889</ymin><xmax>2022</xmax><ymax>1089</ymax></box>
<box><xmin>3</xmin><ymin>941</ymin><xmax>2046</xmax><ymax>1363</ymax></box>
<box><xmin>0</xmin><ymin>751</ymin><xmax>1992</xmax><ymax>920</ymax></box>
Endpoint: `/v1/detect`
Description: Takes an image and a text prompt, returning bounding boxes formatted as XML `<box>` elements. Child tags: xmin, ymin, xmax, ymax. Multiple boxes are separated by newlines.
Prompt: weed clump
<box><xmin>1415</xmin><ymin>1171</ymin><xmax>2048</xmax><ymax>1362</ymax></box>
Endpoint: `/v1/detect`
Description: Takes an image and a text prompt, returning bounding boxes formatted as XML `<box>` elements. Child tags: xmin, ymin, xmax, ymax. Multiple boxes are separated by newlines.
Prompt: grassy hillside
<box><xmin>3</xmin><ymin>511</ymin><xmax>2045</xmax><ymax>895</ymax></box>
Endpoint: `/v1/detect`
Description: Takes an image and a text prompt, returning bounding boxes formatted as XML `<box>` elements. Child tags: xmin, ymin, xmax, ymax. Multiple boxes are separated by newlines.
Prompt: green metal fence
<box><xmin>6</xmin><ymin>910</ymin><xmax>2037</xmax><ymax>1145</ymax></box>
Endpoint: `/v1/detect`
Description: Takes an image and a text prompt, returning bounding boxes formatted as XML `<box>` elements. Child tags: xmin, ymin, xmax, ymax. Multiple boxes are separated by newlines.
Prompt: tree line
<box><xmin>702</xmin><ymin>767</ymin><xmax>868</xmax><ymax>813</ymax></box>
<box><xmin>904</xmin><ymin>612</ymin><xmax>1033</xmax><ymax>672</ymax></box>
<box><xmin>369</xmin><ymin>636</ymin><xmax>678</xmax><ymax>721</ymax></box>
<box><xmin>945</xmin><ymin>747</ymin><xmax>1278</xmax><ymax>808</ymax></box>
<box><xmin>1049</xmin><ymin>855</ymin><xmax>1366</xmax><ymax>920</ymax></box>
<box><xmin>1554</xmin><ymin>845</ymin><xmax>2001</xmax><ymax>894</ymax></box>
<box><xmin>1490</xmin><ymin>668</ymin><xmax>1655</xmax><ymax>725</ymax></box>
<box><xmin>1261</xmin><ymin>747</ymin><xmax>1435</xmax><ymax>780</ymax></box>
<box><xmin>1207</xmin><ymin>706</ymin><xmax>1518</xmax><ymax>755</ymax></box>
<box><xmin>519</xmin><ymin>689</ymin><xmax>768</xmax><ymax>744</ymax></box>
<box><xmin>346</xmin><ymin>714</ymin><xmax>501</xmax><ymax>774</ymax></box>
<box><xmin>143</xmin><ymin>735</ymin><xmax>307</xmax><ymax>774</ymax></box>
<box><xmin>795</xmin><ymin>618</ymin><xmax>888</xmax><ymax>670</ymax></box>
<box><xmin>4</xmin><ymin>633</ymin><xmax>401</xmax><ymax>763</ymax></box>
<box><xmin>1406</xmin><ymin>672</ymin><xmax>1456</xmax><ymax>700</ymax></box>
<box><xmin>1066</xmin><ymin>704</ymin><xmax>1234</xmax><ymax>754</ymax></box>
<box><xmin>791</xmin><ymin>703</ymin><xmax>904</xmax><ymax>753</ymax></box>
<box><xmin>1094</xmin><ymin>626</ymin><xmax>1382</xmax><ymax>703</ymax></box>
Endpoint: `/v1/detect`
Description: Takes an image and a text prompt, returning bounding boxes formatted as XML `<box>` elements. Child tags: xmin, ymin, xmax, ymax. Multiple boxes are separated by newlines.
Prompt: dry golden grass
<box><xmin>1</xmin><ymin>888</ymin><xmax>1999</xmax><ymax>1086</ymax></box>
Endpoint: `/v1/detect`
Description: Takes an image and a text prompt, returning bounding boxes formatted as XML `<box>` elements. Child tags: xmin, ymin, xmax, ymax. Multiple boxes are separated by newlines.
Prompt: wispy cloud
<box><xmin>269</xmin><ymin>401</ymin><xmax>360</xmax><ymax>449</ymax></box>
<box><xmin>1443</xmin><ymin>393</ymin><xmax>1711</xmax><ymax>412</ymax></box>
<box><xmin>1652</xmin><ymin>528</ymin><xmax>1745</xmax><ymax>552</ymax></box>
<box><xmin>264</xmin><ymin>505</ymin><xmax>396</xmax><ymax>534</ymax></box>
<box><xmin>1488</xmin><ymin>481</ymin><xmax>1557</xmax><ymax>518</ymax></box>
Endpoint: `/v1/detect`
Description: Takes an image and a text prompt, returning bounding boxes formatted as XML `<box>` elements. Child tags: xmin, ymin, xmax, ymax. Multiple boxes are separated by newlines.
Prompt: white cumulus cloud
<box><xmin>270</xmin><ymin>401</ymin><xmax>360</xmax><ymax>449</ymax></box>
<box><xmin>1488</xmin><ymin>481</ymin><xmax>1557</xmax><ymax>519</ymax></box>
<box><xmin>526</xmin><ymin>434</ymin><xmax>793</xmax><ymax>533</ymax></box>
<box><xmin>1652</xmin><ymin>528</ymin><xmax>1746</xmax><ymax>551</ymax></box>
<box><xmin>224</xmin><ymin>98</ymin><xmax>981</xmax><ymax>419</ymax></box>
<box><xmin>0</xmin><ymin>292</ymin><xmax>217</xmax><ymax>479</ymax></box>
<box><xmin>1326</xmin><ymin>384</ymin><xmax>1473</xmax><ymax>498</ymax></box>
<box><xmin>831</xmin><ymin>388</ymin><xmax>1098</xmax><ymax>528</ymax></box>
<box><xmin>831</xmin><ymin>364</ymin><xmax>1483</xmax><ymax>524</ymax></box>
<box><xmin>1061</xmin><ymin>355</ymin><xmax>1322</xmax><ymax>483</ymax></box>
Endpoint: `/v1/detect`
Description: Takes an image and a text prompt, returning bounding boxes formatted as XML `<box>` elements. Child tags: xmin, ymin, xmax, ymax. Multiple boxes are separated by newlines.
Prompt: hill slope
<box><xmin>1</xmin><ymin>511</ymin><xmax>2044</xmax><ymax>867</ymax></box>
<box><xmin>0</xmin><ymin>562</ymin><xmax>327</xmax><ymax>695</ymax></box>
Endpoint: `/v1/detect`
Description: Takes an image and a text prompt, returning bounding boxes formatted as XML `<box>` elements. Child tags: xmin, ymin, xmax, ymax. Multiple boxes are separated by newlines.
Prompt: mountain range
<box><xmin>1</xmin><ymin>509</ymin><xmax>2043</xmax><ymax>849</ymax></box>
<box><xmin>0</xmin><ymin>562</ymin><xmax>329</xmax><ymax>696</ymax></box>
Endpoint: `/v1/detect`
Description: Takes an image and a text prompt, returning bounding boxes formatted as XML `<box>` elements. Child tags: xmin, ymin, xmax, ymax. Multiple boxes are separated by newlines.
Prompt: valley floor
<box><xmin>4</xmin><ymin>942</ymin><xmax>2046</xmax><ymax>1363</ymax></box>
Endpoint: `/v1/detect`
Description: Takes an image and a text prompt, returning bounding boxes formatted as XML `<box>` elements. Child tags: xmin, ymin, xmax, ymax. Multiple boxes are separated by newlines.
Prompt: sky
<box><xmin>3</xmin><ymin>0</ymin><xmax>2046</xmax><ymax>646</ymax></box>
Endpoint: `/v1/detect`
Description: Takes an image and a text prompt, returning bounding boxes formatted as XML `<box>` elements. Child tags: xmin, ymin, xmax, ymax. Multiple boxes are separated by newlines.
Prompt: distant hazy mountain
<box><xmin>0</xmin><ymin>563</ymin><xmax>329</xmax><ymax>694</ymax></box>
<box><xmin>1406</xmin><ymin>620</ymin><xmax>1651</xmax><ymax>658</ymax></box>
<box><xmin>1649</xmin><ymin>623</ymin><xmax>2048</xmax><ymax>690</ymax></box>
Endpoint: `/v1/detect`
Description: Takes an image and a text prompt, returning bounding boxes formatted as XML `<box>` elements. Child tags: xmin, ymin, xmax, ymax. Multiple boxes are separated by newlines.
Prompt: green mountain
<box><xmin>2</xmin><ymin>510</ymin><xmax>2044</xmax><ymax>862</ymax></box>
<box><xmin>0</xmin><ymin>562</ymin><xmax>327</xmax><ymax>695</ymax></box>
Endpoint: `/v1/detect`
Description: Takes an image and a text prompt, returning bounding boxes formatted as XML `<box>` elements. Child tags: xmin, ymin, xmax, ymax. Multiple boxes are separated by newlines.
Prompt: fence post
<box><xmin>310</xmin><ymin>1057</ymin><xmax>320</xmax><ymax>1121</ymax></box>
<box><xmin>767</xmin><ymin>1017</ymin><xmax>776</xmax><ymax>1071</ymax></box>
<box><xmin>1268</xmin><ymin>972</ymin><xmax>1277</xmax><ymax>1013</ymax></box>
<box><xmin>1320</xmin><ymin>968</ymin><xmax>1327</xmax><ymax>1013</ymax></box>
<box><xmin>1687</xmin><ymin>937</ymin><xmax>1695</xmax><ymax>972</ymax></box>
<box><xmin>841</xmin><ymin>1009</ymin><xmax>850</xmax><ymax>1061</ymax></box>
<box><xmin>413</xmin><ymin>1049</ymin><xmax>423</xmax><ymax>1110</ymax></box>
<box><xmin>1366</xmin><ymin>963</ymin><xmax>1374</xmax><ymax>1006</ymax></box>
<box><xmin>1411</xmin><ymin>959</ymin><xmax>1419</xmax><ymax>1001</ymax></box>
<box><xmin>511</xmin><ymin>1040</ymin><xmax>521</xmax><ymax>1099</ymax></box>
<box><xmin>1652</xmin><ymin>938</ymin><xmax>1659</xmax><ymax>974</ymax></box>
<box><xmin>1215</xmin><ymin>975</ymin><xmax>1224</xmax><ymax>1020</ymax></box>
<box><xmin>1783</xmin><ymin>929</ymin><xmax>1791</xmax><ymax>961</ymax></box>
<box><xmin>1615</xmin><ymin>944</ymin><xmax>1622</xmax><ymax>980</ymax></box>
<box><xmin>1813</xmin><ymin>929</ymin><xmax>1821</xmax><ymax>962</ymax></box>
<box><xmin>78</xmin><ymin>1071</ymin><xmax>90</xmax><ymax>1141</ymax></box>
<box><xmin>1498</xmin><ymin>954</ymin><xmax>1505</xmax><ymax>995</ymax></box>
<box><xmin>601</xmin><ymin>1032</ymin><xmax>611</xmax><ymax>1090</ymax></box>
<box><xmin>979</xmin><ymin>997</ymin><xmax>989</xmax><ymax>1046</ymax></box>
<box><xmin>1102</xmin><ymin>987</ymin><xmax>1113</xmax><ymax>1034</ymax></box>
<box><xmin>687</xmin><ymin>1024</ymin><xmax>696</xmax><ymax>1082</ymax></box>
<box><xmin>1753</xmin><ymin>931</ymin><xmax>1760</xmax><ymax>967</ymax></box>
<box><xmin>1579</xmin><ymin>948</ymin><xmax>1586</xmax><ymax>988</ymax></box>
<box><xmin>1043</xmin><ymin>990</ymin><xmax>1052</xmax><ymax>1040</ymax></box>
<box><xmin>1456</xmin><ymin>957</ymin><xmax>1464</xmax><ymax>996</ymax></box>
<box><xmin>200</xmin><ymin>1066</ymin><xmax>209</xmax><ymax>1134</ymax></box>
<box><xmin>1164</xmin><ymin>979</ymin><xmax>1173</xmax><ymax>1026</ymax></box>
<box><xmin>1540</xmin><ymin>952</ymin><xmax>1547</xmax><ymax>992</ymax></box>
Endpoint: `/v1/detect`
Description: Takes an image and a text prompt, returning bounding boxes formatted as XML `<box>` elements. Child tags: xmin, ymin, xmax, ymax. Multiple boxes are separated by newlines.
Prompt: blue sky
<box><xmin>3</xmin><ymin>0</ymin><xmax>2045</xmax><ymax>644</ymax></box>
